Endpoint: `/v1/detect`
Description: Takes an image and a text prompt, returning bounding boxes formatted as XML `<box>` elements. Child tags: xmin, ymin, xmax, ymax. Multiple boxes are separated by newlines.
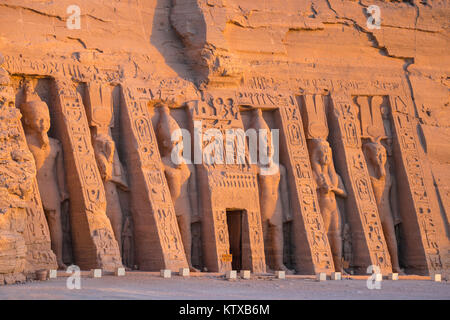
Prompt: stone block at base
<box><xmin>389</xmin><ymin>273</ymin><xmax>399</xmax><ymax>281</ymax></box>
<box><xmin>90</xmin><ymin>269</ymin><xmax>102</xmax><ymax>278</ymax></box>
<box><xmin>49</xmin><ymin>270</ymin><xmax>57</xmax><ymax>279</ymax></box>
<box><xmin>115</xmin><ymin>268</ymin><xmax>126</xmax><ymax>277</ymax></box>
<box><xmin>331</xmin><ymin>272</ymin><xmax>341</xmax><ymax>280</ymax></box>
<box><xmin>160</xmin><ymin>269</ymin><xmax>171</xmax><ymax>278</ymax></box>
<box><xmin>179</xmin><ymin>268</ymin><xmax>190</xmax><ymax>277</ymax></box>
<box><xmin>240</xmin><ymin>270</ymin><xmax>251</xmax><ymax>279</ymax></box>
<box><xmin>226</xmin><ymin>270</ymin><xmax>237</xmax><ymax>280</ymax></box>
<box><xmin>432</xmin><ymin>274</ymin><xmax>441</xmax><ymax>282</ymax></box>
<box><xmin>316</xmin><ymin>273</ymin><xmax>327</xmax><ymax>281</ymax></box>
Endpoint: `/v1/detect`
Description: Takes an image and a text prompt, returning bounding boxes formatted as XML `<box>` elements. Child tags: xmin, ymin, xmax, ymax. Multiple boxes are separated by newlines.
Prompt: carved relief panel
<box><xmin>388</xmin><ymin>95</ymin><xmax>449</xmax><ymax>274</ymax></box>
<box><xmin>299</xmin><ymin>94</ymin><xmax>348</xmax><ymax>272</ymax></box>
<box><xmin>356</xmin><ymin>96</ymin><xmax>402</xmax><ymax>273</ymax></box>
<box><xmin>50</xmin><ymin>78</ymin><xmax>122</xmax><ymax>271</ymax></box>
<box><xmin>278</xmin><ymin>96</ymin><xmax>335</xmax><ymax>274</ymax></box>
<box><xmin>84</xmin><ymin>81</ymin><xmax>131</xmax><ymax>267</ymax></box>
<box><xmin>328</xmin><ymin>95</ymin><xmax>392</xmax><ymax>274</ymax></box>
<box><xmin>119</xmin><ymin>84</ymin><xmax>188</xmax><ymax>271</ymax></box>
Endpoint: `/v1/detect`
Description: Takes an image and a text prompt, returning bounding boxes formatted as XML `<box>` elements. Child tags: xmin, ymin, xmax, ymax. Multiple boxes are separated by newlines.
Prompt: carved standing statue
<box><xmin>85</xmin><ymin>82</ymin><xmax>129</xmax><ymax>257</ymax></box>
<box><xmin>93</xmin><ymin>132</ymin><xmax>128</xmax><ymax>254</ymax></box>
<box><xmin>251</xmin><ymin>109</ymin><xmax>293</xmax><ymax>274</ymax></box>
<box><xmin>20</xmin><ymin>83</ymin><xmax>68</xmax><ymax>269</ymax></box>
<box><xmin>156</xmin><ymin>104</ymin><xmax>199</xmax><ymax>272</ymax></box>
<box><xmin>309</xmin><ymin>138</ymin><xmax>347</xmax><ymax>272</ymax></box>
<box><xmin>122</xmin><ymin>215</ymin><xmax>134</xmax><ymax>269</ymax></box>
<box><xmin>363</xmin><ymin>139</ymin><xmax>401</xmax><ymax>272</ymax></box>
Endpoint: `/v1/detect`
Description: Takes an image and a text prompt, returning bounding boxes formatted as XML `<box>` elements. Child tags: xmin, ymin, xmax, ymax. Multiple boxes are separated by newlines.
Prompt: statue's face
<box><xmin>25</xmin><ymin>102</ymin><xmax>50</xmax><ymax>134</ymax></box>
<box><xmin>369</xmin><ymin>143</ymin><xmax>387</xmax><ymax>167</ymax></box>
<box><xmin>317</xmin><ymin>141</ymin><xmax>332</xmax><ymax>165</ymax></box>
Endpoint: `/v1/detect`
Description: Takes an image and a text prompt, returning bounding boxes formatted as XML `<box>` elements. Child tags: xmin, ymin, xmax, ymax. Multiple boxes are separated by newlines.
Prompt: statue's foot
<box><xmin>57</xmin><ymin>261</ymin><xmax>67</xmax><ymax>270</ymax></box>
<box><xmin>340</xmin><ymin>269</ymin><xmax>350</xmax><ymax>276</ymax></box>
<box><xmin>393</xmin><ymin>267</ymin><xmax>405</xmax><ymax>275</ymax></box>
<box><xmin>280</xmin><ymin>265</ymin><xmax>295</xmax><ymax>275</ymax></box>
<box><xmin>266</xmin><ymin>267</ymin><xmax>276</xmax><ymax>275</ymax></box>
<box><xmin>189</xmin><ymin>265</ymin><xmax>201</xmax><ymax>273</ymax></box>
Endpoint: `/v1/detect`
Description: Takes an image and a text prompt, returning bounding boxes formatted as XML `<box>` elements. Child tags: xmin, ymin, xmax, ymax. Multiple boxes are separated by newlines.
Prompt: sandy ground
<box><xmin>0</xmin><ymin>274</ymin><xmax>449</xmax><ymax>300</ymax></box>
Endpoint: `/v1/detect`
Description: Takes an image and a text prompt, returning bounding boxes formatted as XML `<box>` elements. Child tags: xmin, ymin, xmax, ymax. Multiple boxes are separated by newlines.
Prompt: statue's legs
<box><xmin>270</xmin><ymin>222</ymin><xmax>293</xmax><ymax>273</ymax></box>
<box><xmin>380</xmin><ymin>213</ymin><xmax>401</xmax><ymax>272</ymax></box>
<box><xmin>263</xmin><ymin>212</ymin><xmax>292</xmax><ymax>273</ymax></box>
<box><xmin>323</xmin><ymin>207</ymin><xmax>343</xmax><ymax>272</ymax></box>
<box><xmin>105</xmin><ymin>182</ymin><xmax>123</xmax><ymax>254</ymax></box>
<box><xmin>45</xmin><ymin>208</ymin><xmax>66</xmax><ymax>269</ymax></box>
<box><xmin>261</xmin><ymin>219</ymin><xmax>272</xmax><ymax>270</ymax></box>
<box><xmin>176</xmin><ymin>213</ymin><xmax>198</xmax><ymax>272</ymax></box>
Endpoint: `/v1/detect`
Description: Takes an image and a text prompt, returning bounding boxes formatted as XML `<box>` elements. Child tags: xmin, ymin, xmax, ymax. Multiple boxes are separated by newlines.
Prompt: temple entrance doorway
<box><xmin>226</xmin><ymin>210</ymin><xmax>243</xmax><ymax>271</ymax></box>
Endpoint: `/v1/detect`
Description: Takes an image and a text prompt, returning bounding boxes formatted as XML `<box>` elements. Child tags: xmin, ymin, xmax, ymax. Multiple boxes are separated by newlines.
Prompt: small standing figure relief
<box><xmin>309</xmin><ymin>138</ymin><xmax>347</xmax><ymax>272</ymax></box>
<box><xmin>251</xmin><ymin>109</ymin><xmax>293</xmax><ymax>274</ymax></box>
<box><xmin>342</xmin><ymin>223</ymin><xmax>353</xmax><ymax>270</ymax></box>
<box><xmin>156</xmin><ymin>105</ymin><xmax>199</xmax><ymax>272</ymax></box>
<box><xmin>93</xmin><ymin>133</ymin><xmax>129</xmax><ymax>255</ymax></box>
<box><xmin>122</xmin><ymin>215</ymin><xmax>134</xmax><ymax>269</ymax></box>
<box><xmin>20</xmin><ymin>83</ymin><xmax>68</xmax><ymax>269</ymax></box>
<box><xmin>363</xmin><ymin>139</ymin><xmax>402</xmax><ymax>273</ymax></box>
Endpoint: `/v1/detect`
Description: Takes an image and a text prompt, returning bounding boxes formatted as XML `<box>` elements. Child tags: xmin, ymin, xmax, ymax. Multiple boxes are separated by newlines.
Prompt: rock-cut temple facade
<box><xmin>0</xmin><ymin>0</ymin><xmax>449</xmax><ymax>284</ymax></box>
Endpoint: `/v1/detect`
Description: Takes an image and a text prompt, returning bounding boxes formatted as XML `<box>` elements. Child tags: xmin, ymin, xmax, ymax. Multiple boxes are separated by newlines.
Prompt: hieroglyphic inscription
<box><xmin>389</xmin><ymin>96</ymin><xmax>445</xmax><ymax>272</ymax></box>
<box><xmin>279</xmin><ymin>101</ymin><xmax>335</xmax><ymax>273</ymax></box>
<box><xmin>235</xmin><ymin>90</ymin><xmax>293</xmax><ymax>110</ymax></box>
<box><xmin>120</xmin><ymin>84</ymin><xmax>188</xmax><ymax>270</ymax></box>
<box><xmin>3</xmin><ymin>55</ymin><xmax>121</xmax><ymax>83</ymax></box>
<box><xmin>55</xmin><ymin>80</ymin><xmax>107</xmax><ymax>213</ymax></box>
<box><xmin>52</xmin><ymin>79</ymin><xmax>121</xmax><ymax>270</ymax></box>
<box><xmin>211</xmin><ymin>208</ymin><xmax>231</xmax><ymax>272</ymax></box>
<box><xmin>331</xmin><ymin>95</ymin><xmax>392</xmax><ymax>273</ymax></box>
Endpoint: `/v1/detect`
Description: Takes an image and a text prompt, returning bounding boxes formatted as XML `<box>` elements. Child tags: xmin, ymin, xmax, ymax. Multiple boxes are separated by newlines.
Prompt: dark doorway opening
<box><xmin>226</xmin><ymin>210</ymin><xmax>243</xmax><ymax>271</ymax></box>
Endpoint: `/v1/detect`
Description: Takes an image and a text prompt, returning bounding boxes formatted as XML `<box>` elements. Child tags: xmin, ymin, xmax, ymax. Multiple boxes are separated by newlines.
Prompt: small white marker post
<box><xmin>275</xmin><ymin>271</ymin><xmax>286</xmax><ymax>279</ymax></box>
<box><xmin>240</xmin><ymin>270</ymin><xmax>251</xmax><ymax>280</ymax></box>
<box><xmin>49</xmin><ymin>270</ymin><xmax>58</xmax><ymax>279</ymax></box>
<box><xmin>115</xmin><ymin>268</ymin><xmax>126</xmax><ymax>277</ymax></box>
<box><xmin>226</xmin><ymin>270</ymin><xmax>237</xmax><ymax>280</ymax></box>
<box><xmin>90</xmin><ymin>269</ymin><xmax>102</xmax><ymax>278</ymax></box>
<box><xmin>179</xmin><ymin>268</ymin><xmax>190</xmax><ymax>277</ymax></box>
<box><xmin>389</xmin><ymin>273</ymin><xmax>399</xmax><ymax>281</ymax></box>
<box><xmin>432</xmin><ymin>274</ymin><xmax>441</xmax><ymax>282</ymax></box>
<box><xmin>331</xmin><ymin>272</ymin><xmax>341</xmax><ymax>280</ymax></box>
<box><xmin>316</xmin><ymin>273</ymin><xmax>327</xmax><ymax>282</ymax></box>
<box><xmin>375</xmin><ymin>273</ymin><xmax>383</xmax><ymax>283</ymax></box>
<box><xmin>160</xmin><ymin>269</ymin><xmax>171</xmax><ymax>278</ymax></box>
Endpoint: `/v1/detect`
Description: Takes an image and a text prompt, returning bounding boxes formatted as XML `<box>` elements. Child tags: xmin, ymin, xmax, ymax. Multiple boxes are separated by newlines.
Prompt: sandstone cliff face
<box><xmin>0</xmin><ymin>0</ymin><xmax>448</xmax><ymax>282</ymax></box>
